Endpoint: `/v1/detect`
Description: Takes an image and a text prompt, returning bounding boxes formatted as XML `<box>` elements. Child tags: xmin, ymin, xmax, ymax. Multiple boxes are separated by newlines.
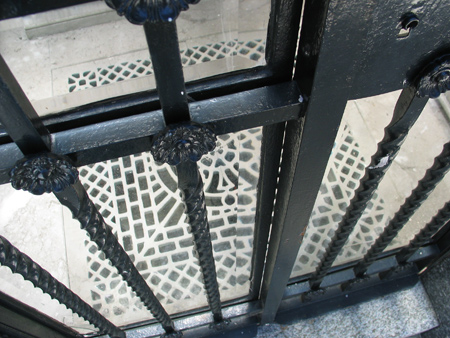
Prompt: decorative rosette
<box><xmin>10</xmin><ymin>153</ymin><xmax>79</xmax><ymax>195</ymax></box>
<box><xmin>417</xmin><ymin>54</ymin><xmax>450</xmax><ymax>98</ymax></box>
<box><xmin>105</xmin><ymin>0</ymin><xmax>200</xmax><ymax>24</ymax></box>
<box><xmin>150</xmin><ymin>122</ymin><xmax>216</xmax><ymax>165</ymax></box>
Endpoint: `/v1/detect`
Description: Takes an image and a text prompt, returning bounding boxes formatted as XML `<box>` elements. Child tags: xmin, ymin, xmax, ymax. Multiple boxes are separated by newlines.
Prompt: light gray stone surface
<box><xmin>421</xmin><ymin>255</ymin><xmax>450</xmax><ymax>338</ymax></box>
<box><xmin>256</xmin><ymin>282</ymin><xmax>437</xmax><ymax>338</ymax></box>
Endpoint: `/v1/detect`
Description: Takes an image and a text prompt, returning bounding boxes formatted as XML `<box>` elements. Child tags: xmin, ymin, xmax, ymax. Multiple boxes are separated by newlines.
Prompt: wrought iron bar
<box><xmin>395</xmin><ymin>201</ymin><xmax>450</xmax><ymax>265</ymax></box>
<box><xmin>2</xmin><ymin>47</ymin><xmax>178</xmax><ymax>335</ymax></box>
<box><xmin>308</xmin><ymin>86</ymin><xmax>427</xmax><ymax>289</ymax></box>
<box><xmin>105</xmin><ymin>0</ymin><xmax>200</xmax><ymax>24</ymax></box>
<box><xmin>354</xmin><ymin>143</ymin><xmax>450</xmax><ymax>276</ymax></box>
<box><xmin>9</xmin><ymin>153</ymin><xmax>180</xmax><ymax>337</ymax></box>
<box><xmin>0</xmin><ymin>235</ymin><xmax>124</xmax><ymax>338</ymax></box>
<box><xmin>0</xmin><ymin>55</ymin><xmax>50</xmax><ymax>154</ymax></box>
<box><xmin>352</xmin><ymin>54</ymin><xmax>450</xmax><ymax>278</ymax></box>
<box><xmin>121</xmin><ymin>1</ymin><xmax>228</xmax><ymax>325</ymax></box>
<box><xmin>150</xmin><ymin>122</ymin><xmax>227</xmax><ymax>327</ymax></box>
<box><xmin>144</xmin><ymin>21</ymin><xmax>190</xmax><ymax>125</ymax></box>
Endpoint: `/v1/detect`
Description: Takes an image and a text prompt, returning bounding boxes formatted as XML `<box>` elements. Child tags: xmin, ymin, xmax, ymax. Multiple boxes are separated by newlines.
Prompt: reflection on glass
<box><xmin>0</xmin><ymin>186</ymin><xmax>96</xmax><ymax>334</ymax></box>
<box><xmin>291</xmin><ymin>92</ymin><xmax>450</xmax><ymax>279</ymax></box>
<box><xmin>63</xmin><ymin>128</ymin><xmax>262</xmax><ymax>327</ymax></box>
<box><xmin>0</xmin><ymin>0</ymin><xmax>270</xmax><ymax>116</ymax></box>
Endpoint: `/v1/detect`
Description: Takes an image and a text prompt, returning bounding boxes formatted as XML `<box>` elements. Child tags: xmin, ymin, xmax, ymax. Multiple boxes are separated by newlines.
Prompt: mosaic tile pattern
<box><xmin>68</xmin><ymin>39</ymin><xmax>265</xmax><ymax>92</ymax></box>
<box><xmin>73</xmin><ymin>128</ymin><xmax>262</xmax><ymax>325</ymax></box>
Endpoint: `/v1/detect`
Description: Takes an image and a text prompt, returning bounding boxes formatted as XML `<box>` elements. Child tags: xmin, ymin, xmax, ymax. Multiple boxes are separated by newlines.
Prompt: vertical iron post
<box><xmin>309</xmin><ymin>87</ymin><xmax>428</xmax><ymax>289</ymax></box>
<box><xmin>396</xmin><ymin>201</ymin><xmax>450</xmax><ymax>264</ymax></box>
<box><xmin>0</xmin><ymin>56</ymin><xmax>178</xmax><ymax>337</ymax></box>
<box><xmin>259</xmin><ymin>0</ymin><xmax>378</xmax><ymax>323</ymax></box>
<box><xmin>0</xmin><ymin>236</ymin><xmax>125</xmax><ymax>338</ymax></box>
<box><xmin>251</xmin><ymin>0</ymin><xmax>304</xmax><ymax>299</ymax></box>
<box><xmin>0</xmin><ymin>55</ymin><xmax>50</xmax><ymax>154</ymax></box>
<box><xmin>354</xmin><ymin>142</ymin><xmax>450</xmax><ymax>277</ymax></box>
<box><xmin>150</xmin><ymin>122</ymin><xmax>227</xmax><ymax>326</ymax></box>
<box><xmin>9</xmin><ymin>154</ymin><xmax>179</xmax><ymax>336</ymax></box>
<box><xmin>357</xmin><ymin>53</ymin><xmax>450</xmax><ymax>278</ymax></box>
<box><xmin>121</xmin><ymin>4</ymin><xmax>228</xmax><ymax>326</ymax></box>
<box><xmin>144</xmin><ymin>22</ymin><xmax>190</xmax><ymax>125</ymax></box>
<box><xmin>103</xmin><ymin>0</ymin><xmax>227</xmax><ymax>325</ymax></box>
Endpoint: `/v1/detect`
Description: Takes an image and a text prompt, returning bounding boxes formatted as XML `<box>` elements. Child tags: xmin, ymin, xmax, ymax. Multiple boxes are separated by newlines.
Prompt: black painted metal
<box><xmin>0</xmin><ymin>235</ymin><xmax>124</xmax><ymax>338</ymax></box>
<box><xmin>0</xmin><ymin>55</ymin><xmax>50</xmax><ymax>154</ymax></box>
<box><xmin>265</xmin><ymin>0</ymin><xmax>303</xmax><ymax>79</ymax></box>
<box><xmin>142</xmin><ymin>4</ymin><xmax>228</xmax><ymax>323</ymax></box>
<box><xmin>106</xmin><ymin>0</ymin><xmax>200</xmax><ymax>24</ymax></box>
<box><xmin>1</xmin><ymin>47</ymin><xmax>177</xmax><ymax>335</ymax></box>
<box><xmin>144</xmin><ymin>21</ymin><xmax>190</xmax><ymax>125</ymax></box>
<box><xmin>58</xmin><ymin>181</ymin><xmax>178</xmax><ymax>335</ymax></box>
<box><xmin>0</xmin><ymin>290</ymin><xmax>79</xmax><ymax>338</ymax></box>
<box><xmin>150</xmin><ymin>123</ymin><xmax>226</xmax><ymax>325</ymax></box>
<box><xmin>259</xmin><ymin>0</ymin><xmax>379</xmax><ymax>323</ymax></box>
<box><xmin>177</xmin><ymin>162</ymin><xmax>225</xmax><ymax>324</ymax></box>
<box><xmin>396</xmin><ymin>201</ymin><xmax>450</xmax><ymax>264</ymax></box>
<box><xmin>250</xmin><ymin>122</ymin><xmax>285</xmax><ymax>299</ymax></box>
<box><xmin>309</xmin><ymin>87</ymin><xmax>428</xmax><ymax>289</ymax></box>
<box><xmin>354</xmin><ymin>143</ymin><xmax>450</xmax><ymax>276</ymax></box>
<box><xmin>248</xmin><ymin>0</ymin><xmax>304</xmax><ymax>298</ymax></box>
<box><xmin>119</xmin><ymin>245</ymin><xmax>439</xmax><ymax>338</ymax></box>
<box><xmin>349</xmin><ymin>0</ymin><xmax>450</xmax><ymax>99</ymax></box>
<box><xmin>9</xmin><ymin>153</ymin><xmax>178</xmax><ymax>336</ymax></box>
<box><xmin>0</xmin><ymin>0</ymin><xmax>95</xmax><ymax>20</ymax></box>
<box><xmin>0</xmin><ymin>81</ymin><xmax>301</xmax><ymax>185</ymax></box>
<box><xmin>416</xmin><ymin>54</ymin><xmax>450</xmax><ymax>98</ymax></box>
<box><xmin>2</xmin><ymin>0</ymin><xmax>450</xmax><ymax>336</ymax></box>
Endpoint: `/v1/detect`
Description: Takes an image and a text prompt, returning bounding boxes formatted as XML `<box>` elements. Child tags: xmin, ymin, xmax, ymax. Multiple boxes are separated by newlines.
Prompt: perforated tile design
<box><xmin>67</xmin><ymin>39</ymin><xmax>265</xmax><ymax>92</ymax></box>
<box><xmin>75</xmin><ymin>128</ymin><xmax>262</xmax><ymax>325</ymax></box>
<box><xmin>291</xmin><ymin>125</ymin><xmax>390</xmax><ymax>278</ymax></box>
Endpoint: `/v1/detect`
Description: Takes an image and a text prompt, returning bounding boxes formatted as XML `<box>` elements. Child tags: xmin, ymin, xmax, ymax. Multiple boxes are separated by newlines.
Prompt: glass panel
<box><xmin>0</xmin><ymin>187</ymin><xmax>97</xmax><ymax>334</ymax></box>
<box><xmin>290</xmin><ymin>91</ymin><xmax>450</xmax><ymax>279</ymax></box>
<box><xmin>63</xmin><ymin>128</ymin><xmax>262</xmax><ymax>327</ymax></box>
<box><xmin>0</xmin><ymin>0</ymin><xmax>270</xmax><ymax>117</ymax></box>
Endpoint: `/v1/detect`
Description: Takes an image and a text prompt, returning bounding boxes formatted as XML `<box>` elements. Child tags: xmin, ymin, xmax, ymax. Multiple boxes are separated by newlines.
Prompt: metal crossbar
<box><xmin>0</xmin><ymin>0</ymin><xmax>450</xmax><ymax>337</ymax></box>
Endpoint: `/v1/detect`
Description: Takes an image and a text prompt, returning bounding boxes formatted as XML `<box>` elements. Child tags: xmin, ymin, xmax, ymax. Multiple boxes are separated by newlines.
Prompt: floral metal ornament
<box><xmin>105</xmin><ymin>0</ymin><xmax>201</xmax><ymax>24</ymax></box>
<box><xmin>150</xmin><ymin>122</ymin><xmax>227</xmax><ymax>325</ymax></box>
<box><xmin>417</xmin><ymin>54</ymin><xmax>450</xmax><ymax>98</ymax></box>
<box><xmin>10</xmin><ymin>153</ymin><xmax>78</xmax><ymax>195</ymax></box>
<box><xmin>150</xmin><ymin>122</ymin><xmax>216</xmax><ymax>165</ymax></box>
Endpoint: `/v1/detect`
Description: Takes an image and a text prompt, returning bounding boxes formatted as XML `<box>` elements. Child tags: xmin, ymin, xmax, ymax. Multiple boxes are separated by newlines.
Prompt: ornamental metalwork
<box><xmin>105</xmin><ymin>0</ymin><xmax>200</xmax><ymax>24</ymax></box>
<box><xmin>10</xmin><ymin>153</ymin><xmax>78</xmax><ymax>195</ymax></box>
<box><xmin>151</xmin><ymin>122</ymin><xmax>228</xmax><ymax>325</ymax></box>
<box><xmin>9</xmin><ymin>152</ymin><xmax>180</xmax><ymax>337</ymax></box>
<box><xmin>0</xmin><ymin>235</ymin><xmax>125</xmax><ymax>338</ymax></box>
<box><xmin>417</xmin><ymin>54</ymin><xmax>450</xmax><ymax>98</ymax></box>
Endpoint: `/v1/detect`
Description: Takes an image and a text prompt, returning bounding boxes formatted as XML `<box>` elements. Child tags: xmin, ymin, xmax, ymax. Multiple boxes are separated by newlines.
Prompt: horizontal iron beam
<box><xmin>0</xmin><ymin>0</ymin><xmax>95</xmax><ymax>20</ymax></box>
<box><xmin>0</xmin><ymin>291</ymin><xmax>79</xmax><ymax>338</ymax></box>
<box><xmin>0</xmin><ymin>67</ymin><xmax>273</xmax><ymax>143</ymax></box>
<box><xmin>0</xmin><ymin>81</ymin><xmax>302</xmax><ymax>184</ymax></box>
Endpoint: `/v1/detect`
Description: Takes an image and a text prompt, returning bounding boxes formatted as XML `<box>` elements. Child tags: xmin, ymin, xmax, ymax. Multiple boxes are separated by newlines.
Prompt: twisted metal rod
<box><xmin>354</xmin><ymin>143</ymin><xmax>450</xmax><ymax>276</ymax></box>
<box><xmin>151</xmin><ymin>122</ymin><xmax>227</xmax><ymax>326</ymax></box>
<box><xmin>0</xmin><ymin>235</ymin><xmax>125</xmax><ymax>338</ymax></box>
<box><xmin>65</xmin><ymin>182</ymin><xmax>177</xmax><ymax>333</ymax></box>
<box><xmin>10</xmin><ymin>153</ymin><xmax>179</xmax><ymax>336</ymax></box>
<box><xmin>396</xmin><ymin>201</ymin><xmax>450</xmax><ymax>264</ymax></box>
<box><xmin>177</xmin><ymin>161</ymin><xmax>223</xmax><ymax>322</ymax></box>
<box><xmin>309</xmin><ymin>87</ymin><xmax>424</xmax><ymax>289</ymax></box>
